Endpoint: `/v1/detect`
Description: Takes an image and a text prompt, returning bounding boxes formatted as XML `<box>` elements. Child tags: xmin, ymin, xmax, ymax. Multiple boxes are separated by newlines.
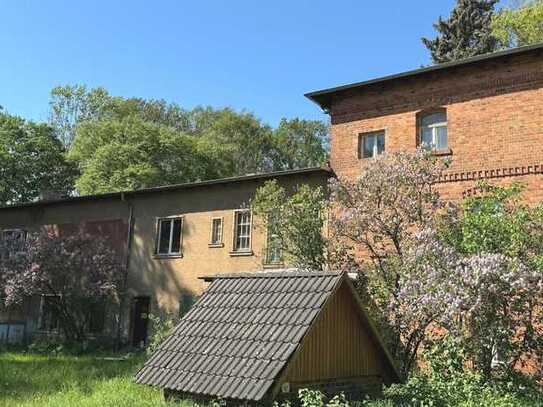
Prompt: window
<box><xmin>265</xmin><ymin>215</ymin><xmax>283</xmax><ymax>265</ymax></box>
<box><xmin>155</xmin><ymin>217</ymin><xmax>183</xmax><ymax>256</ymax></box>
<box><xmin>360</xmin><ymin>131</ymin><xmax>385</xmax><ymax>158</ymax></box>
<box><xmin>39</xmin><ymin>295</ymin><xmax>60</xmax><ymax>332</ymax></box>
<box><xmin>233</xmin><ymin>210</ymin><xmax>252</xmax><ymax>252</ymax></box>
<box><xmin>209</xmin><ymin>217</ymin><xmax>223</xmax><ymax>246</ymax></box>
<box><xmin>0</xmin><ymin>229</ymin><xmax>27</xmax><ymax>259</ymax></box>
<box><xmin>419</xmin><ymin>111</ymin><xmax>448</xmax><ymax>150</ymax></box>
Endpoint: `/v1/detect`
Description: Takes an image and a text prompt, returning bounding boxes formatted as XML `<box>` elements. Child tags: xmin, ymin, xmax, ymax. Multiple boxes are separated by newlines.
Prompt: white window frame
<box><xmin>155</xmin><ymin>216</ymin><xmax>183</xmax><ymax>257</ymax></box>
<box><xmin>360</xmin><ymin>131</ymin><xmax>385</xmax><ymax>159</ymax></box>
<box><xmin>419</xmin><ymin>112</ymin><xmax>448</xmax><ymax>150</ymax></box>
<box><xmin>232</xmin><ymin>210</ymin><xmax>252</xmax><ymax>254</ymax></box>
<box><xmin>265</xmin><ymin>229</ymin><xmax>283</xmax><ymax>265</ymax></box>
<box><xmin>209</xmin><ymin>216</ymin><xmax>224</xmax><ymax>247</ymax></box>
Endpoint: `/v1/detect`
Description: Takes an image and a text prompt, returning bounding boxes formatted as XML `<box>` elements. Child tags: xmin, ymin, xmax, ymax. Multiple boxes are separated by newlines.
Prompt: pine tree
<box><xmin>422</xmin><ymin>0</ymin><xmax>499</xmax><ymax>64</ymax></box>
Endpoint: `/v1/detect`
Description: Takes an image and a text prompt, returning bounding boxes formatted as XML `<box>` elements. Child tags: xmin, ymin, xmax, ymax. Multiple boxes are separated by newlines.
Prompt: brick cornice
<box><xmin>333</xmin><ymin>69</ymin><xmax>543</xmax><ymax>122</ymax></box>
<box><xmin>439</xmin><ymin>164</ymin><xmax>543</xmax><ymax>183</ymax></box>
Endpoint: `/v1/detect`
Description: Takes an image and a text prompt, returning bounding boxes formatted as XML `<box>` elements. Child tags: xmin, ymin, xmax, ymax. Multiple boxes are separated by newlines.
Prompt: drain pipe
<box><xmin>117</xmin><ymin>191</ymin><xmax>134</xmax><ymax>348</ymax></box>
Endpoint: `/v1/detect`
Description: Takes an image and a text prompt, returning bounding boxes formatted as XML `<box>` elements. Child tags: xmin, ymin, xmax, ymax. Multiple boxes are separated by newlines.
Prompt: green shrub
<box><xmin>146</xmin><ymin>313</ymin><xmax>178</xmax><ymax>355</ymax></box>
<box><xmin>365</xmin><ymin>337</ymin><xmax>543</xmax><ymax>407</ymax></box>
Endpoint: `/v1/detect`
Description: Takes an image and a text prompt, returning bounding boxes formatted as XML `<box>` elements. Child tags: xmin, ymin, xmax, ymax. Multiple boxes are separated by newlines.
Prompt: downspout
<box><xmin>117</xmin><ymin>191</ymin><xmax>134</xmax><ymax>348</ymax></box>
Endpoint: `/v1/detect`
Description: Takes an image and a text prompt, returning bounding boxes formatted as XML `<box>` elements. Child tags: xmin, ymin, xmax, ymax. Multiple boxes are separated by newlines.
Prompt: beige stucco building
<box><xmin>0</xmin><ymin>168</ymin><xmax>330</xmax><ymax>345</ymax></box>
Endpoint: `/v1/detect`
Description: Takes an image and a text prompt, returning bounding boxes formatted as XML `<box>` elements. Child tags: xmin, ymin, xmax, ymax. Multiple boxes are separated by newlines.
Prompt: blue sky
<box><xmin>1</xmin><ymin>1</ymin><xmax>498</xmax><ymax>126</ymax></box>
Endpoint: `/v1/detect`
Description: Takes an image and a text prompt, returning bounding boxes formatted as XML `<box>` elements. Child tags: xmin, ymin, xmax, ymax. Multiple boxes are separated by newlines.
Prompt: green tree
<box><xmin>51</xmin><ymin>85</ymin><xmax>330</xmax><ymax>194</ymax></box>
<box><xmin>0</xmin><ymin>230</ymin><xmax>122</xmax><ymax>342</ymax></box>
<box><xmin>49</xmin><ymin>84</ymin><xmax>192</xmax><ymax>147</ymax></box>
<box><xmin>270</xmin><ymin>118</ymin><xmax>329</xmax><ymax>170</ymax></box>
<box><xmin>422</xmin><ymin>0</ymin><xmax>499</xmax><ymax>63</ymax></box>
<box><xmin>49</xmin><ymin>85</ymin><xmax>114</xmax><ymax>147</ymax></box>
<box><xmin>252</xmin><ymin>180</ymin><xmax>327</xmax><ymax>270</ymax></box>
<box><xmin>196</xmin><ymin>108</ymin><xmax>274</xmax><ymax>177</ymax></box>
<box><xmin>443</xmin><ymin>180</ymin><xmax>543</xmax><ymax>274</ymax></box>
<box><xmin>68</xmin><ymin>116</ymin><xmax>215</xmax><ymax>194</ymax></box>
<box><xmin>492</xmin><ymin>0</ymin><xmax>543</xmax><ymax>47</ymax></box>
<box><xmin>0</xmin><ymin>112</ymin><xmax>77</xmax><ymax>205</ymax></box>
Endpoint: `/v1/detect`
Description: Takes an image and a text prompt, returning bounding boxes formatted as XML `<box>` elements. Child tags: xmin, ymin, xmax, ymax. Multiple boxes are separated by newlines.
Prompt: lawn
<box><xmin>0</xmin><ymin>351</ymin><xmax>195</xmax><ymax>407</ymax></box>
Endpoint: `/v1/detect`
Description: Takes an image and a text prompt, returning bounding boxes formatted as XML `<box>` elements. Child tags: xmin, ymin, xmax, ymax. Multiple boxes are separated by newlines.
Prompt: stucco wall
<box><xmin>0</xmin><ymin>171</ymin><xmax>329</xmax><ymax>342</ymax></box>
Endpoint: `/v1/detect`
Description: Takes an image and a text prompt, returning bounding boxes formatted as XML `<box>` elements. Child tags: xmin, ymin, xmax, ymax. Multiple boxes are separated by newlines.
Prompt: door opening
<box><xmin>132</xmin><ymin>296</ymin><xmax>150</xmax><ymax>347</ymax></box>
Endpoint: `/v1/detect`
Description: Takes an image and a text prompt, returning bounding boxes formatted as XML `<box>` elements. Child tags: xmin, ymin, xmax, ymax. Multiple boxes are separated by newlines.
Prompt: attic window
<box><xmin>155</xmin><ymin>217</ymin><xmax>183</xmax><ymax>256</ymax></box>
<box><xmin>419</xmin><ymin>110</ymin><xmax>448</xmax><ymax>150</ymax></box>
<box><xmin>359</xmin><ymin>131</ymin><xmax>385</xmax><ymax>159</ymax></box>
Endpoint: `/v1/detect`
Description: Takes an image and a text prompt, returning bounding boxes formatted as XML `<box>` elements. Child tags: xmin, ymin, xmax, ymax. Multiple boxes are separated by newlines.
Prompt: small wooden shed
<box><xmin>135</xmin><ymin>271</ymin><xmax>399</xmax><ymax>404</ymax></box>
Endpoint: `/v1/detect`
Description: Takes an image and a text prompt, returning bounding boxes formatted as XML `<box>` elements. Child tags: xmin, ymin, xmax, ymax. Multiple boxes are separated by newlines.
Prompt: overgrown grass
<box><xmin>2</xmin><ymin>351</ymin><xmax>541</xmax><ymax>407</ymax></box>
<box><xmin>0</xmin><ymin>351</ymin><xmax>196</xmax><ymax>407</ymax></box>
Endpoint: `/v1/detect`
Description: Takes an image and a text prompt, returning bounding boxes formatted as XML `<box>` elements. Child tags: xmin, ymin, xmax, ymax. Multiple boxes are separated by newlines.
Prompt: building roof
<box><xmin>135</xmin><ymin>270</ymin><xmax>399</xmax><ymax>401</ymax></box>
<box><xmin>0</xmin><ymin>166</ymin><xmax>331</xmax><ymax>211</ymax></box>
<box><xmin>135</xmin><ymin>271</ymin><xmax>342</xmax><ymax>401</ymax></box>
<box><xmin>305</xmin><ymin>43</ymin><xmax>543</xmax><ymax>111</ymax></box>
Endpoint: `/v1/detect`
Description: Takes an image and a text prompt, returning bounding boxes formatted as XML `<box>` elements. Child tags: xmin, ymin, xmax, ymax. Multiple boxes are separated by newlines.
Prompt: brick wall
<box><xmin>328</xmin><ymin>51</ymin><xmax>543</xmax><ymax>202</ymax></box>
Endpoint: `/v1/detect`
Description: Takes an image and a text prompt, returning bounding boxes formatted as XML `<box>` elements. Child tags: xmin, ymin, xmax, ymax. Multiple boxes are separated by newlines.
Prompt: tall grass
<box><xmin>0</xmin><ymin>352</ymin><xmax>195</xmax><ymax>407</ymax></box>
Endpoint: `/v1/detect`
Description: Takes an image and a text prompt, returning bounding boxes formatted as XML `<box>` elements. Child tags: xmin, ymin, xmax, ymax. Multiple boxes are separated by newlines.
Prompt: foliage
<box><xmin>1</xmin><ymin>350</ymin><xmax>540</xmax><ymax>407</ymax></box>
<box><xmin>422</xmin><ymin>0</ymin><xmax>499</xmax><ymax>63</ymax></box>
<box><xmin>146</xmin><ymin>313</ymin><xmax>178</xmax><ymax>355</ymax></box>
<box><xmin>0</xmin><ymin>112</ymin><xmax>77</xmax><ymax>205</ymax></box>
<box><xmin>50</xmin><ymin>85</ymin><xmax>329</xmax><ymax>195</ymax></box>
<box><xmin>299</xmin><ymin>388</ymin><xmax>326</xmax><ymax>407</ymax></box>
<box><xmin>492</xmin><ymin>0</ymin><xmax>543</xmax><ymax>47</ymax></box>
<box><xmin>49</xmin><ymin>85</ymin><xmax>114</xmax><ymax>148</ymax></box>
<box><xmin>270</xmin><ymin>118</ymin><xmax>329</xmax><ymax>171</ymax></box>
<box><xmin>194</xmin><ymin>108</ymin><xmax>274</xmax><ymax>177</ymax></box>
<box><xmin>400</xmin><ymin>232</ymin><xmax>543</xmax><ymax>378</ymax></box>
<box><xmin>444</xmin><ymin>181</ymin><xmax>543</xmax><ymax>268</ymax></box>
<box><xmin>49</xmin><ymin>84</ymin><xmax>190</xmax><ymax>147</ymax></box>
<box><xmin>370</xmin><ymin>338</ymin><xmax>543</xmax><ymax>407</ymax></box>
<box><xmin>329</xmin><ymin>150</ymin><xmax>449</xmax><ymax>375</ymax></box>
<box><xmin>273</xmin><ymin>389</ymin><xmax>349</xmax><ymax>407</ymax></box>
<box><xmin>252</xmin><ymin>180</ymin><xmax>327</xmax><ymax>270</ymax></box>
<box><xmin>409</xmin><ymin>182</ymin><xmax>543</xmax><ymax>378</ymax></box>
<box><xmin>0</xmin><ymin>231</ymin><xmax>122</xmax><ymax>342</ymax></box>
<box><xmin>68</xmin><ymin>116</ymin><xmax>215</xmax><ymax>194</ymax></box>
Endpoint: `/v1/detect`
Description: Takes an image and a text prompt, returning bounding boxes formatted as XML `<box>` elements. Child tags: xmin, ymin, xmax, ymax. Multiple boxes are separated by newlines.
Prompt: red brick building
<box><xmin>306</xmin><ymin>44</ymin><xmax>543</xmax><ymax>203</ymax></box>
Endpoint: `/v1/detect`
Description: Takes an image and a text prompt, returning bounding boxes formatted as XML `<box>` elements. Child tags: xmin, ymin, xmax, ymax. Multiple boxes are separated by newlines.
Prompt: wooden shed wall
<box><xmin>283</xmin><ymin>281</ymin><xmax>392</xmax><ymax>391</ymax></box>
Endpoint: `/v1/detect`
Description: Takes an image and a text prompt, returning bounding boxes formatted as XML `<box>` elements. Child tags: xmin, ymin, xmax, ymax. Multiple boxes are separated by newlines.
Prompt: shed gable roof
<box><xmin>135</xmin><ymin>271</ymin><xmax>343</xmax><ymax>401</ymax></box>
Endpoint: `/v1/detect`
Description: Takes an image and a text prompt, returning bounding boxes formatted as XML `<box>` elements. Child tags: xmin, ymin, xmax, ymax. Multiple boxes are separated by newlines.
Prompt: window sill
<box><xmin>36</xmin><ymin>329</ymin><xmax>60</xmax><ymax>334</ymax></box>
<box><xmin>208</xmin><ymin>243</ymin><xmax>224</xmax><ymax>248</ymax></box>
<box><xmin>263</xmin><ymin>263</ymin><xmax>285</xmax><ymax>269</ymax></box>
<box><xmin>432</xmin><ymin>148</ymin><xmax>452</xmax><ymax>156</ymax></box>
<box><xmin>229</xmin><ymin>250</ymin><xmax>254</xmax><ymax>257</ymax></box>
<box><xmin>153</xmin><ymin>254</ymin><xmax>183</xmax><ymax>260</ymax></box>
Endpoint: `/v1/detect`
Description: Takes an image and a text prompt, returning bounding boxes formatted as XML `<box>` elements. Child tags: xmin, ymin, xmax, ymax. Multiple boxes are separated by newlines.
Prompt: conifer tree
<box><xmin>422</xmin><ymin>0</ymin><xmax>499</xmax><ymax>63</ymax></box>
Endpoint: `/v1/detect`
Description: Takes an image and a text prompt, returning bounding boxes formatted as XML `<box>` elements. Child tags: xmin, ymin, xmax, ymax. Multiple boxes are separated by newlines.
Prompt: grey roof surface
<box><xmin>135</xmin><ymin>271</ymin><xmax>343</xmax><ymax>401</ymax></box>
<box><xmin>305</xmin><ymin>43</ymin><xmax>543</xmax><ymax>110</ymax></box>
